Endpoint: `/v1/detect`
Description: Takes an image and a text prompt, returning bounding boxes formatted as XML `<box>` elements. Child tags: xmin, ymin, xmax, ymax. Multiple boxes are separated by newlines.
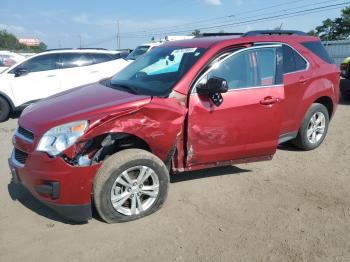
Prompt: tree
<box><xmin>311</xmin><ymin>7</ymin><xmax>350</xmax><ymax>41</ymax></box>
<box><xmin>0</xmin><ymin>30</ymin><xmax>47</xmax><ymax>52</ymax></box>
<box><xmin>192</xmin><ymin>29</ymin><xmax>201</xmax><ymax>37</ymax></box>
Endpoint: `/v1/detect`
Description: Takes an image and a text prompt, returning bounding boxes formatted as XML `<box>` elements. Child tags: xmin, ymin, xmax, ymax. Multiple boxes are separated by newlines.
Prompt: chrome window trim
<box><xmin>190</xmin><ymin>84</ymin><xmax>283</xmax><ymax>96</ymax></box>
<box><xmin>192</xmin><ymin>44</ymin><xmax>282</xmax><ymax>94</ymax></box>
<box><xmin>254</xmin><ymin>42</ymin><xmax>310</xmax><ymax>74</ymax></box>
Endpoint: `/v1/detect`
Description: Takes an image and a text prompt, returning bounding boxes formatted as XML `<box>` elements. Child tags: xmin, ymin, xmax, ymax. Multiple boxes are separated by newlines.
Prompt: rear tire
<box><xmin>0</xmin><ymin>96</ymin><xmax>10</xmax><ymax>122</ymax></box>
<box><xmin>292</xmin><ymin>103</ymin><xmax>329</xmax><ymax>151</ymax></box>
<box><xmin>94</xmin><ymin>149</ymin><xmax>169</xmax><ymax>223</ymax></box>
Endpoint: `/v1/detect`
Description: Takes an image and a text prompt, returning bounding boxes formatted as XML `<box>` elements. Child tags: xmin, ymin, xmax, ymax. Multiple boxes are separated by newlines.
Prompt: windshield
<box><xmin>111</xmin><ymin>46</ymin><xmax>206</xmax><ymax>96</ymax></box>
<box><xmin>126</xmin><ymin>45</ymin><xmax>150</xmax><ymax>60</ymax></box>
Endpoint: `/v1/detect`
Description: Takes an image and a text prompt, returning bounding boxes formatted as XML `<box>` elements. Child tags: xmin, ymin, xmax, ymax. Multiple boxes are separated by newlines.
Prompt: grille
<box><xmin>17</xmin><ymin>126</ymin><xmax>34</xmax><ymax>141</ymax></box>
<box><xmin>14</xmin><ymin>148</ymin><xmax>28</xmax><ymax>165</ymax></box>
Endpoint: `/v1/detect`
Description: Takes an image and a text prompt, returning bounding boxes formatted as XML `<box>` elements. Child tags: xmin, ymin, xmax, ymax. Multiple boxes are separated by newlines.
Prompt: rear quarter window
<box><xmin>301</xmin><ymin>41</ymin><xmax>334</xmax><ymax>64</ymax></box>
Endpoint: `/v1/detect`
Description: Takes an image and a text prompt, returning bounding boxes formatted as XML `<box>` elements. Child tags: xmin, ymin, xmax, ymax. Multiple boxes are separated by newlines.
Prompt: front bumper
<box><xmin>8</xmin><ymin>148</ymin><xmax>101</xmax><ymax>222</ymax></box>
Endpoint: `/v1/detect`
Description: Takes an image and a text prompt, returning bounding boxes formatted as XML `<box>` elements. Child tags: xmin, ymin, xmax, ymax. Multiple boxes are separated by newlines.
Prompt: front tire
<box><xmin>0</xmin><ymin>97</ymin><xmax>10</xmax><ymax>122</ymax></box>
<box><xmin>293</xmin><ymin>103</ymin><xmax>329</xmax><ymax>150</ymax></box>
<box><xmin>94</xmin><ymin>149</ymin><xmax>169</xmax><ymax>223</ymax></box>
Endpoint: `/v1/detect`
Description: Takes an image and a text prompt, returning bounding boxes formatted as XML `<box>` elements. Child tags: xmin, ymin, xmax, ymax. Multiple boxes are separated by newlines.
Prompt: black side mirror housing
<box><xmin>14</xmin><ymin>68</ymin><xmax>28</xmax><ymax>77</ymax></box>
<box><xmin>197</xmin><ymin>77</ymin><xmax>228</xmax><ymax>95</ymax></box>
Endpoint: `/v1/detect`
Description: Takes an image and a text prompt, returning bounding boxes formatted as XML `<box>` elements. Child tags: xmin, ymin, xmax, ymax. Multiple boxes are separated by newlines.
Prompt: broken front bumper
<box><xmin>8</xmin><ymin>148</ymin><xmax>101</xmax><ymax>222</ymax></box>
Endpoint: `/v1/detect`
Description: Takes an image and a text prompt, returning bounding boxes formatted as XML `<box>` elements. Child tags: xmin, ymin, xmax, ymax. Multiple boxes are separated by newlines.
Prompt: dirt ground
<box><xmin>1</xmin><ymin>100</ymin><xmax>350</xmax><ymax>262</ymax></box>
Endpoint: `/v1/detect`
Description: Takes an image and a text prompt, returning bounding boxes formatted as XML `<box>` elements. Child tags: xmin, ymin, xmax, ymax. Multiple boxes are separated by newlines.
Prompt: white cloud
<box><xmin>205</xmin><ymin>0</ymin><xmax>222</xmax><ymax>6</ymax></box>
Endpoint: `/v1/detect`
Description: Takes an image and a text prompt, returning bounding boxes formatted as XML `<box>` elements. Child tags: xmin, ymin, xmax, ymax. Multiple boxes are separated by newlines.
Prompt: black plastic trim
<box><xmin>45</xmin><ymin>202</ymin><xmax>92</xmax><ymax>222</ymax></box>
<box><xmin>278</xmin><ymin>132</ymin><xmax>298</xmax><ymax>144</ymax></box>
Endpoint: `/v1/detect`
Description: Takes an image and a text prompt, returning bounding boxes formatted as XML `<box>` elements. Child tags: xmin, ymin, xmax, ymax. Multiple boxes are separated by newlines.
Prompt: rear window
<box><xmin>92</xmin><ymin>53</ymin><xmax>114</xmax><ymax>64</ymax></box>
<box><xmin>301</xmin><ymin>41</ymin><xmax>334</xmax><ymax>64</ymax></box>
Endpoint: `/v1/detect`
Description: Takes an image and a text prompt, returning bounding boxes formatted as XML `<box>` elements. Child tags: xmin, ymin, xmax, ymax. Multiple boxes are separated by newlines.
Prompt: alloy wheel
<box><xmin>110</xmin><ymin>166</ymin><xmax>159</xmax><ymax>216</ymax></box>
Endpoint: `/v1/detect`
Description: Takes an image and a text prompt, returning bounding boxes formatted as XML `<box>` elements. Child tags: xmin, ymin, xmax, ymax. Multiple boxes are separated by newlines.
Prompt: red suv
<box><xmin>9</xmin><ymin>30</ymin><xmax>339</xmax><ymax>223</ymax></box>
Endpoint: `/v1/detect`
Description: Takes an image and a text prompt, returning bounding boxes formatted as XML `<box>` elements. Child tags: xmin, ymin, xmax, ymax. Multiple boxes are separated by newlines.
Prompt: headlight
<box><xmin>37</xmin><ymin>120</ymin><xmax>88</xmax><ymax>156</ymax></box>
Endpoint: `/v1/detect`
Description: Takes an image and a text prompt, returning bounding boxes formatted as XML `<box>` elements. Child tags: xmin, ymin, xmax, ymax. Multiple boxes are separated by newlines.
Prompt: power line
<box><xmin>132</xmin><ymin>1</ymin><xmax>350</xmax><ymax>37</ymax></box>
<box><xmin>121</xmin><ymin>0</ymin><xmax>306</xmax><ymax>36</ymax></box>
<box><xmin>83</xmin><ymin>1</ymin><xmax>349</xmax><ymax>47</ymax></box>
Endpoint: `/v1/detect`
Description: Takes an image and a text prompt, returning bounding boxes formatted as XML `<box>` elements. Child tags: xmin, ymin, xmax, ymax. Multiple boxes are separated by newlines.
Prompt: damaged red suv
<box><xmin>9</xmin><ymin>30</ymin><xmax>339</xmax><ymax>223</ymax></box>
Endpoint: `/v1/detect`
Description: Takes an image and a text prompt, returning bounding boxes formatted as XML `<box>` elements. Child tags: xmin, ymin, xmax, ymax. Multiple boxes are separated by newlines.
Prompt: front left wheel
<box><xmin>0</xmin><ymin>97</ymin><xmax>10</xmax><ymax>122</ymax></box>
<box><xmin>93</xmin><ymin>149</ymin><xmax>169</xmax><ymax>223</ymax></box>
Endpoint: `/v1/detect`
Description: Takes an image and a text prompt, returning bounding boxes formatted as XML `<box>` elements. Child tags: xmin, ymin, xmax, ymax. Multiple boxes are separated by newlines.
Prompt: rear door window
<box><xmin>59</xmin><ymin>53</ymin><xmax>94</xmax><ymax>69</ymax></box>
<box><xmin>91</xmin><ymin>53</ymin><xmax>114</xmax><ymax>64</ymax></box>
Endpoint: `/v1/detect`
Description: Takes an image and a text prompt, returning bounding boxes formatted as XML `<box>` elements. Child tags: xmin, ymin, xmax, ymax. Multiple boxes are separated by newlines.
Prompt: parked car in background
<box><xmin>0</xmin><ymin>48</ymin><xmax>130</xmax><ymax>121</ymax></box>
<box><xmin>9</xmin><ymin>30</ymin><xmax>339</xmax><ymax>223</ymax></box>
<box><xmin>340</xmin><ymin>56</ymin><xmax>350</xmax><ymax>100</ymax></box>
<box><xmin>0</xmin><ymin>51</ymin><xmax>26</xmax><ymax>72</ymax></box>
<box><xmin>126</xmin><ymin>35</ymin><xmax>195</xmax><ymax>60</ymax></box>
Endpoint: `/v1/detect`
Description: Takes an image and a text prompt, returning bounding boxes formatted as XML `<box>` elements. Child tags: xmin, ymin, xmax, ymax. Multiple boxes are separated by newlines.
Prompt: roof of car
<box><xmin>41</xmin><ymin>49</ymin><xmax>123</xmax><ymax>55</ymax></box>
<box><xmin>163</xmin><ymin>34</ymin><xmax>320</xmax><ymax>49</ymax></box>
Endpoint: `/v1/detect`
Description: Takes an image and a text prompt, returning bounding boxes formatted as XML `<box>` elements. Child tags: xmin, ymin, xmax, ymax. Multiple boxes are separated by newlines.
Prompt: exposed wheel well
<box><xmin>90</xmin><ymin>132</ymin><xmax>151</xmax><ymax>163</ymax></box>
<box><xmin>314</xmin><ymin>96</ymin><xmax>333</xmax><ymax>119</ymax></box>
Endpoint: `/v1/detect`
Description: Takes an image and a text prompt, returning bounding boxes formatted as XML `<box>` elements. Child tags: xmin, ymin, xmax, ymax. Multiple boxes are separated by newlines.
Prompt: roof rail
<box><xmin>200</xmin><ymin>32</ymin><xmax>243</xmax><ymax>37</ymax></box>
<box><xmin>43</xmin><ymin>47</ymin><xmax>108</xmax><ymax>52</ymax></box>
<box><xmin>242</xmin><ymin>30</ymin><xmax>307</xmax><ymax>37</ymax></box>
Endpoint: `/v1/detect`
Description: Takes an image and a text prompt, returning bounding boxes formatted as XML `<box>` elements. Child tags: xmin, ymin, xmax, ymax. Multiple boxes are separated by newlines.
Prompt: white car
<box><xmin>126</xmin><ymin>35</ymin><xmax>195</xmax><ymax>61</ymax></box>
<box><xmin>0</xmin><ymin>49</ymin><xmax>130</xmax><ymax>121</ymax></box>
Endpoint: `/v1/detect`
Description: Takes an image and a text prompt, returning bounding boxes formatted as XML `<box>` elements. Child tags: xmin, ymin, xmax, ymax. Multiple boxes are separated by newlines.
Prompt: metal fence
<box><xmin>323</xmin><ymin>40</ymin><xmax>350</xmax><ymax>66</ymax></box>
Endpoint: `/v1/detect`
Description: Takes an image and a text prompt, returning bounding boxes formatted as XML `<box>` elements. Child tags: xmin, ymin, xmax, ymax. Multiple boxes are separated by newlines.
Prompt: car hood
<box><xmin>19</xmin><ymin>82</ymin><xmax>151</xmax><ymax>135</ymax></box>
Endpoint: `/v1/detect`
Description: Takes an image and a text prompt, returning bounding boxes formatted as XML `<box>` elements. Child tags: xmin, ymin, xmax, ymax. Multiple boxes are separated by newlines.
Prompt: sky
<box><xmin>0</xmin><ymin>0</ymin><xmax>348</xmax><ymax>50</ymax></box>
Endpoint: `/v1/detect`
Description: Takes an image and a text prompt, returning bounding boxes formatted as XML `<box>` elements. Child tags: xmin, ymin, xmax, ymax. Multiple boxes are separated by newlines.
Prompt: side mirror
<box><xmin>14</xmin><ymin>68</ymin><xmax>28</xmax><ymax>77</ymax></box>
<box><xmin>197</xmin><ymin>77</ymin><xmax>228</xmax><ymax>95</ymax></box>
<box><xmin>197</xmin><ymin>77</ymin><xmax>228</xmax><ymax>106</ymax></box>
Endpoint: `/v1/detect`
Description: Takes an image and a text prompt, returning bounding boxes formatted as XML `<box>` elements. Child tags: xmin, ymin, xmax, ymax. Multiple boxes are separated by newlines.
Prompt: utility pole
<box><xmin>79</xmin><ymin>34</ymin><xmax>82</xmax><ymax>48</ymax></box>
<box><xmin>116</xmin><ymin>20</ymin><xmax>120</xmax><ymax>49</ymax></box>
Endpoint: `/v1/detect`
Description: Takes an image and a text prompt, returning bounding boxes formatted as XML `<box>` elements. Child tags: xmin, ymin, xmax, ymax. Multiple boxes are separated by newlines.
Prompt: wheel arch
<box><xmin>314</xmin><ymin>96</ymin><xmax>333</xmax><ymax>119</ymax></box>
<box><xmin>0</xmin><ymin>91</ymin><xmax>15</xmax><ymax>110</ymax></box>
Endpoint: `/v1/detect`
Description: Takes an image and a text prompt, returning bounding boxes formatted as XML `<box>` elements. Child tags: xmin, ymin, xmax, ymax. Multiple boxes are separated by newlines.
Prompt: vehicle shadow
<box><xmin>7</xmin><ymin>181</ymin><xmax>86</xmax><ymax>225</ymax></box>
<box><xmin>7</xmin><ymin>165</ymin><xmax>250</xmax><ymax>224</ymax></box>
<box><xmin>277</xmin><ymin>142</ymin><xmax>304</xmax><ymax>152</ymax></box>
<box><xmin>170</xmin><ymin>165</ymin><xmax>250</xmax><ymax>183</ymax></box>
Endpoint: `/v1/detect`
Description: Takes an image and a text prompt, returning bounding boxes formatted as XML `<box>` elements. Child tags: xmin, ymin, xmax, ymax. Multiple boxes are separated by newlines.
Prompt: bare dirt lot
<box><xmin>1</xmin><ymin>100</ymin><xmax>350</xmax><ymax>262</ymax></box>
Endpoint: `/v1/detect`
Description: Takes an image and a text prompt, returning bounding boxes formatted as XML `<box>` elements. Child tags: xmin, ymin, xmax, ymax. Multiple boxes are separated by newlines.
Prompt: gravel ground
<box><xmin>1</xmin><ymin>100</ymin><xmax>350</xmax><ymax>262</ymax></box>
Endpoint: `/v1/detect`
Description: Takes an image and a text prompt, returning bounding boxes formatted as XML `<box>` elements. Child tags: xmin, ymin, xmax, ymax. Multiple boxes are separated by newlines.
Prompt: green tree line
<box><xmin>308</xmin><ymin>7</ymin><xmax>350</xmax><ymax>41</ymax></box>
<box><xmin>0</xmin><ymin>30</ymin><xmax>47</xmax><ymax>52</ymax></box>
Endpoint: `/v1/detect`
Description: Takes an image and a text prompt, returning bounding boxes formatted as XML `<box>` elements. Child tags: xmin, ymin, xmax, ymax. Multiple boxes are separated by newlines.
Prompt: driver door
<box><xmin>186</xmin><ymin>45</ymin><xmax>284</xmax><ymax>167</ymax></box>
<box><xmin>9</xmin><ymin>53</ymin><xmax>61</xmax><ymax>106</ymax></box>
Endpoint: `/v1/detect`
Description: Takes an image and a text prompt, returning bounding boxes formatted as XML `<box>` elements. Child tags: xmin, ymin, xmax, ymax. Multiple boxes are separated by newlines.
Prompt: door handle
<box><xmin>299</xmin><ymin>77</ymin><xmax>309</xmax><ymax>83</ymax></box>
<box><xmin>46</xmin><ymin>74</ymin><xmax>56</xmax><ymax>77</ymax></box>
<box><xmin>260</xmin><ymin>97</ymin><xmax>280</xmax><ymax>105</ymax></box>
<box><xmin>90</xmin><ymin>70</ymin><xmax>99</xmax><ymax>73</ymax></box>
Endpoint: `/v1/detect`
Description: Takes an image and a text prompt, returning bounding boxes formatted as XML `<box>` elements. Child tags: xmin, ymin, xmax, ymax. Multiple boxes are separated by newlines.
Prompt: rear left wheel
<box><xmin>93</xmin><ymin>149</ymin><xmax>169</xmax><ymax>223</ymax></box>
<box><xmin>293</xmin><ymin>103</ymin><xmax>329</xmax><ymax>150</ymax></box>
